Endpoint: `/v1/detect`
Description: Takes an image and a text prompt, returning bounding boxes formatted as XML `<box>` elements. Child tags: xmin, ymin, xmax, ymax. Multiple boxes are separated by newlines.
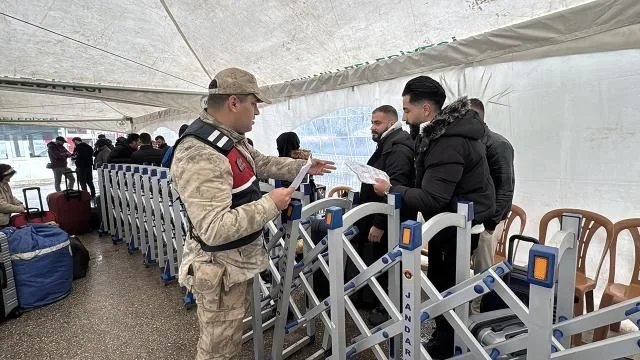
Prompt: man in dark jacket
<box><xmin>47</xmin><ymin>137</ymin><xmax>75</xmax><ymax>192</ymax></box>
<box><xmin>132</xmin><ymin>133</ymin><xmax>163</xmax><ymax>166</ymax></box>
<box><xmin>72</xmin><ymin>137</ymin><xmax>96</xmax><ymax>198</ymax></box>
<box><xmin>354</xmin><ymin>105</ymin><xmax>416</xmax><ymax>324</ymax></box>
<box><xmin>374</xmin><ymin>76</ymin><xmax>496</xmax><ymax>358</ymax></box>
<box><xmin>107</xmin><ymin>133</ymin><xmax>140</xmax><ymax>164</ymax></box>
<box><xmin>469</xmin><ymin>98</ymin><xmax>515</xmax><ymax>276</ymax></box>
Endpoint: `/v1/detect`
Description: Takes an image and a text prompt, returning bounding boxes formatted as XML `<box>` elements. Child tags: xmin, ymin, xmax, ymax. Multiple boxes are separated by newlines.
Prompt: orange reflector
<box><xmin>533</xmin><ymin>256</ymin><xmax>549</xmax><ymax>281</ymax></box>
<box><xmin>326</xmin><ymin>213</ymin><xmax>332</xmax><ymax>225</ymax></box>
<box><xmin>287</xmin><ymin>207</ymin><xmax>292</xmax><ymax>216</ymax></box>
<box><xmin>402</xmin><ymin>228</ymin><xmax>411</xmax><ymax>245</ymax></box>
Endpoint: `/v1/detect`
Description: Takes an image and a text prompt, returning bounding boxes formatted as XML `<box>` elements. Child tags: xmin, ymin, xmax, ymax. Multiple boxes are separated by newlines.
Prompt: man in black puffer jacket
<box><xmin>469</xmin><ymin>98</ymin><xmax>515</xmax><ymax>276</ymax></box>
<box><xmin>132</xmin><ymin>133</ymin><xmax>164</xmax><ymax>166</ymax></box>
<box><xmin>108</xmin><ymin>133</ymin><xmax>140</xmax><ymax>164</ymax></box>
<box><xmin>374</xmin><ymin>76</ymin><xmax>495</xmax><ymax>359</ymax></box>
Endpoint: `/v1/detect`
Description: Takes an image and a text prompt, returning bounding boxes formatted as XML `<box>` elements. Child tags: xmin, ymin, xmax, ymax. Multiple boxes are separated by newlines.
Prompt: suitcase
<box><xmin>47</xmin><ymin>172</ymin><xmax>92</xmax><ymax>235</ymax></box>
<box><xmin>0</xmin><ymin>231</ymin><xmax>20</xmax><ymax>322</ymax></box>
<box><xmin>69</xmin><ymin>235</ymin><xmax>90</xmax><ymax>280</ymax></box>
<box><xmin>480</xmin><ymin>235</ymin><xmax>539</xmax><ymax>313</ymax></box>
<box><xmin>469</xmin><ymin>312</ymin><xmax>527</xmax><ymax>359</ymax></box>
<box><xmin>9</xmin><ymin>187</ymin><xmax>57</xmax><ymax>227</ymax></box>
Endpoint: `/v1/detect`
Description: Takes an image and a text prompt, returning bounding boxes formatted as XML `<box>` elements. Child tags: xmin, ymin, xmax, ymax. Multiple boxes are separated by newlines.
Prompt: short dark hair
<box><xmin>469</xmin><ymin>98</ymin><xmax>485</xmax><ymax>121</ymax></box>
<box><xmin>207</xmin><ymin>94</ymin><xmax>250</xmax><ymax>109</ymax></box>
<box><xmin>246</xmin><ymin>138</ymin><xmax>254</xmax><ymax>146</ymax></box>
<box><xmin>207</xmin><ymin>78</ymin><xmax>250</xmax><ymax>109</ymax></box>
<box><xmin>178</xmin><ymin>124</ymin><xmax>189</xmax><ymax>137</ymax></box>
<box><xmin>126</xmin><ymin>133</ymin><xmax>140</xmax><ymax>145</ymax></box>
<box><xmin>72</xmin><ymin>137</ymin><xmax>82</xmax><ymax>142</ymax></box>
<box><xmin>372</xmin><ymin>105</ymin><xmax>398</xmax><ymax>121</ymax></box>
<box><xmin>139</xmin><ymin>133</ymin><xmax>152</xmax><ymax>145</ymax></box>
<box><xmin>402</xmin><ymin>76</ymin><xmax>446</xmax><ymax>110</ymax></box>
<box><xmin>155</xmin><ymin>135</ymin><xmax>165</xmax><ymax>142</ymax></box>
<box><xmin>97</xmin><ymin>134</ymin><xmax>106</xmax><ymax>139</ymax></box>
<box><xmin>55</xmin><ymin>136</ymin><xmax>66</xmax><ymax>142</ymax></box>
<box><xmin>469</xmin><ymin>98</ymin><xmax>484</xmax><ymax>114</ymax></box>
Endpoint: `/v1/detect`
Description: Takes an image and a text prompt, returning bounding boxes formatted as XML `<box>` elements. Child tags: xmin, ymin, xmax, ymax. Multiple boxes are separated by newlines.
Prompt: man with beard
<box><xmin>350</xmin><ymin>105</ymin><xmax>416</xmax><ymax>325</ymax></box>
<box><xmin>374</xmin><ymin>76</ymin><xmax>495</xmax><ymax>358</ymax></box>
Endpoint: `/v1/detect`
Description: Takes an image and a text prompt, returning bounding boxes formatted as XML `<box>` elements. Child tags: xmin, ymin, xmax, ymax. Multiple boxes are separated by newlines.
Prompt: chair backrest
<box><xmin>538</xmin><ymin>208</ymin><xmax>614</xmax><ymax>279</ymax></box>
<box><xmin>607</xmin><ymin>218</ymin><xmax>640</xmax><ymax>286</ymax></box>
<box><xmin>328</xmin><ymin>185</ymin><xmax>352</xmax><ymax>198</ymax></box>
<box><xmin>496</xmin><ymin>204</ymin><xmax>527</xmax><ymax>258</ymax></box>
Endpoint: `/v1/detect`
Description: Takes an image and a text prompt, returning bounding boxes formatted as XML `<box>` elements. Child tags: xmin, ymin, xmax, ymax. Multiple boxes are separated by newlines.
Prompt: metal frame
<box><xmin>97</xmin><ymin>163</ymin><xmax>110</xmax><ymax>235</ymax></box>
<box><xmin>325</xmin><ymin>193</ymin><xmax>402</xmax><ymax>360</ymax></box>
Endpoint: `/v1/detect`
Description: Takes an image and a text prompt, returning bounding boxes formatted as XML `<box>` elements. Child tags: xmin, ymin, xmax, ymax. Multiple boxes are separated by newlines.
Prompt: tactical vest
<box><xmin>169</xmin><ymin>118</ymin><xmax>263</xmax><ymax>252</ymax></box>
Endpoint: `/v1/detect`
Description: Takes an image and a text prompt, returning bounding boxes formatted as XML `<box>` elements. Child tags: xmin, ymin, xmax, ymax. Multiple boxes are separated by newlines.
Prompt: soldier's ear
<box><xmin>228</xmin><ymin>95</ymin><xmax>240</xmax><ymax>113</ymax></box>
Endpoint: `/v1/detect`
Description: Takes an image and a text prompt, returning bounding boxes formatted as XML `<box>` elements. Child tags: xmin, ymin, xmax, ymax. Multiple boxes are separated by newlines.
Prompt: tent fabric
<box><xmin>0</xmin><ymin>0</ymin><xmax>610</xmax><ymax>131</ymax></box>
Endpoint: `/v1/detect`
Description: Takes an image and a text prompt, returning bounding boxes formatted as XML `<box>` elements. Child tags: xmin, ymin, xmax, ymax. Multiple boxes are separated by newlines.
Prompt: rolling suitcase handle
<box><xmin>506</xmin><ymin>234</ymin><xmax>539</xmax><ymax>284</ymax></box>
<box><xmin>21</xmin><ymin>187</ymin><xmax>46</xmax><ymax>220</ymax></box>
<box><xmin>63</xmin><ymin>170</ymin><xmax>82</xmax><ymax>200</ymax></box>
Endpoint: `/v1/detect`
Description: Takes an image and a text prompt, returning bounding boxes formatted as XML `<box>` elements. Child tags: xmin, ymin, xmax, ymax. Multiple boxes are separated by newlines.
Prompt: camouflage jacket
<box><xmin>171</xmin><ymin>110</ymin><xmax>306</xmax><ymax>291</ymax></box>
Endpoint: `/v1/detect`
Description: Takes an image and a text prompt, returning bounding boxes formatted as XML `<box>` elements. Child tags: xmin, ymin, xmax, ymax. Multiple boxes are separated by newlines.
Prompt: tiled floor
<box><xmin>0</xmin><ymin>232</ymin><xmax>378</xmax><ymax>360</ymax></box>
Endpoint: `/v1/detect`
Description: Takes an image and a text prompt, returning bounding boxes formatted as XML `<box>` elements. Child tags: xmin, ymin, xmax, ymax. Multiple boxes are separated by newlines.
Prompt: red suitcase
<box><xmin>9</xmin><ymin>187</ymin><xmax>57</xmax><ymax>227</ymax></box>
<box><xmin>47</xmin><ymin>173</ymin><xmax>92</xmax><ymax>235</ymax></box>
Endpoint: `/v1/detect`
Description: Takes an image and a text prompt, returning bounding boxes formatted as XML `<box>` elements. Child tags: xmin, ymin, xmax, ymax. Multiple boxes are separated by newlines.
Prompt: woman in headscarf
<box><xmin>276</xmin><ymin>132</ymin><xmax>311</xmax><ymax>160</ymax></box>
<box><xmin>0</xmin><ymin>164</ymin><xmax>25</xmax><ymax>227</ymax></box>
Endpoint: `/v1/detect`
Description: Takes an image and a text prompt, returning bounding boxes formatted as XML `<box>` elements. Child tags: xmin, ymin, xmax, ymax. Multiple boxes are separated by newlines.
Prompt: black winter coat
<box><xmin>107</xmin><ymin>144</ymin><xmax>135</xmax><ymax>164</ymax></box>
<box><xmin>358</xmin><ymin>125</ymin><xmax>417</xmax><ymax>234</ymax></box>
<box><xmin>131</xmin><ymin>145</ymin><xmax>164</xmax><ymax>166</ymax></box>
<box><xmin>482</xmin><ymin>126</ymin><xmax>515</xmax><ymax>230</ymax></box>
<box><xmin>391</xmin><ymin>97</ymin><xmax>496</xmax><ymax>225</ymax></box>
<box><xmin>73</xmin><ymin>142</ymin><xmax>94</xmax><ymax>168</ymax></box>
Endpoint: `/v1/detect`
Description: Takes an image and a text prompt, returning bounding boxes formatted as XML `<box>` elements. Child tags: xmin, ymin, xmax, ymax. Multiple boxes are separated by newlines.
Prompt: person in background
<box><xmin>71</xmin><ymin>137</ymin><xmax>96</xmax><ymax>199</ymax></box>
<box><xmin>246</xmin><ymin>138</ymin><xmax>254</xmax><ymax>147</ymax></box>
<box><xmin>114</xmin><ymin>136</ymin><xmax>126</xmax><ymax>147</ymax></box>
<box><xmin>161</xmin><ymin>124</ymin><xmax>189</xmax><ymax>168</ymax></box>
<box><xmin>107</xmin><ymin>133</ymin><xmax>140</xmax><ymax>164</ymax></box>
<box><xmin>132</xmin><ymin>133</ymin><xmax>163</xmax><ymax>165</ymax></box>
<box><xmin>468</xmin><ymin>98</ymin><xmax>515</xmax><ymax>311</ymax></box>
<box><xmin>374</xmin><ymin>76</ymin><xmax>495</xmax><ymax>358</ymax></box>
<box><xmin>155</xmin><ymin>135</ymin><xmax>169</xmax><ymax>156</ymax></box>
<box><xmin>94</xmin><ymin>134</ymin><xmax>114</xmax><ymax>152</ymax></box>
<box><xmin>47</xmin><ymin>136</ymin><xmax>75</xmax><ymax>192</ymax></box>
<box><xmin>276</xmin><ymin>132</ymin><xmax>311</xmax><ymax>161</ymax></box>
<box><xmin>0</xmin><ymin>164</ymin><xmax>25</xmax><ymax>228</ymax></box>
<box><xmin>94</xmin><ymin>138</ymin><xmax>113</xmax><ymax>169</ymax></box>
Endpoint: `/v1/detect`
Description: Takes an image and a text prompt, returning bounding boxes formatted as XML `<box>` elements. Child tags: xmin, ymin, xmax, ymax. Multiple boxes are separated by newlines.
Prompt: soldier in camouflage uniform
<box><xmin>170</xmin><ymin>68</ymin><xmax>335</xmax><ymax>360</ymax></box>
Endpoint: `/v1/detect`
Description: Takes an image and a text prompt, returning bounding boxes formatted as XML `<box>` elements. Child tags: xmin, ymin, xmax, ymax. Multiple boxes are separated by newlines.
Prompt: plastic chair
<box><xmin>538</xmin><ymin>208</ymin><xmax>614</xmax><ymax>345</ymax></box>
<box><xmin>593</xmin><ymin>218</ymin><xmax>640</xmax><ymax>341</ymax></box>
<box><xmin>494</xmin><ymin>204</ymin><xmax>527</xmax><ymax>264</ymax></box>
<box><xmin>327</xmin><ymin>185</ymin><xmax>352</xmax><ymax>198</ymax></box>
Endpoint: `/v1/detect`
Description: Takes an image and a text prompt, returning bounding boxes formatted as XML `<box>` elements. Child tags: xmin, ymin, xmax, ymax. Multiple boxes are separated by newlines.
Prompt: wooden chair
<box><xmin>494</xmin><ymin>204</ymin><xmax>527</xmax><ymax>263</ymax></box>
<box><xmin>538</xmin><ymin>208</ymin><xmax>614</xmax><ymax>345</ymax></box>
<box><xmin>327</xmin><ymin>185</ymin><xmax>352</xmax><ymax>198</ymax></box>
<box><xmin>593</xmin><ymin>218</ymin><xmax>640</xmax><ymax>341</ymax></box>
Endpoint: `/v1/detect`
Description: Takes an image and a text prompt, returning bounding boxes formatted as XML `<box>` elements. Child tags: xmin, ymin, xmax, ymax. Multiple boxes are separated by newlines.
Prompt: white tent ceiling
<box><xmin>0</xmin><ymin>0</ymin><xmax>594</xmax><ymax>131</ymax></box>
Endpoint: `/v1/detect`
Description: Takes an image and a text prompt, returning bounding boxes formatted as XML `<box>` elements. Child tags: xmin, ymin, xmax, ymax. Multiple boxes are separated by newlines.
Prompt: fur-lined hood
<box><xmin>421</xmin><ymin>96</ymin><xmax>486</xmax><ymax>141</ymax></box>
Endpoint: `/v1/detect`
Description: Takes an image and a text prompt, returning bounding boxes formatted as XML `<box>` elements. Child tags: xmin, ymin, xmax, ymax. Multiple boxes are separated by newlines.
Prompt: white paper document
<box><xmin>345</xmin><ymin>160</ymin><xmax>389</xmax><ymax>185</ymax></box>
<box><xmin>289</xmin><ymin>161</ymin><xmax>312</xmax><ymax>189</ymax></box>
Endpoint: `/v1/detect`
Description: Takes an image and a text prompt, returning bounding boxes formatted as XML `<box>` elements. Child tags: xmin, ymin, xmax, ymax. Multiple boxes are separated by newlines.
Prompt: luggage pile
<box><xmin>1</xmin><ymin>180</ymin><xmax>93</xmax><ymax>321</ymax></box>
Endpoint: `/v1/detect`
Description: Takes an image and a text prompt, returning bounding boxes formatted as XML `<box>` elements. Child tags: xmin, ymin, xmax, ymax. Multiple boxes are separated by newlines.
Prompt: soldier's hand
<box><xmin>269</xmin><ymin>187</ymin><xmax>295</xmax><ymax>210</ymax></box>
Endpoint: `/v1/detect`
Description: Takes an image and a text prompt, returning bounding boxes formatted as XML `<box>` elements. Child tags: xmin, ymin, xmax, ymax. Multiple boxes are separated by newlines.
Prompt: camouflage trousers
<box><xmin>192</xmin><ymin>262</ymin><xmax>253</xmax><ymax>360</ymax></box>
